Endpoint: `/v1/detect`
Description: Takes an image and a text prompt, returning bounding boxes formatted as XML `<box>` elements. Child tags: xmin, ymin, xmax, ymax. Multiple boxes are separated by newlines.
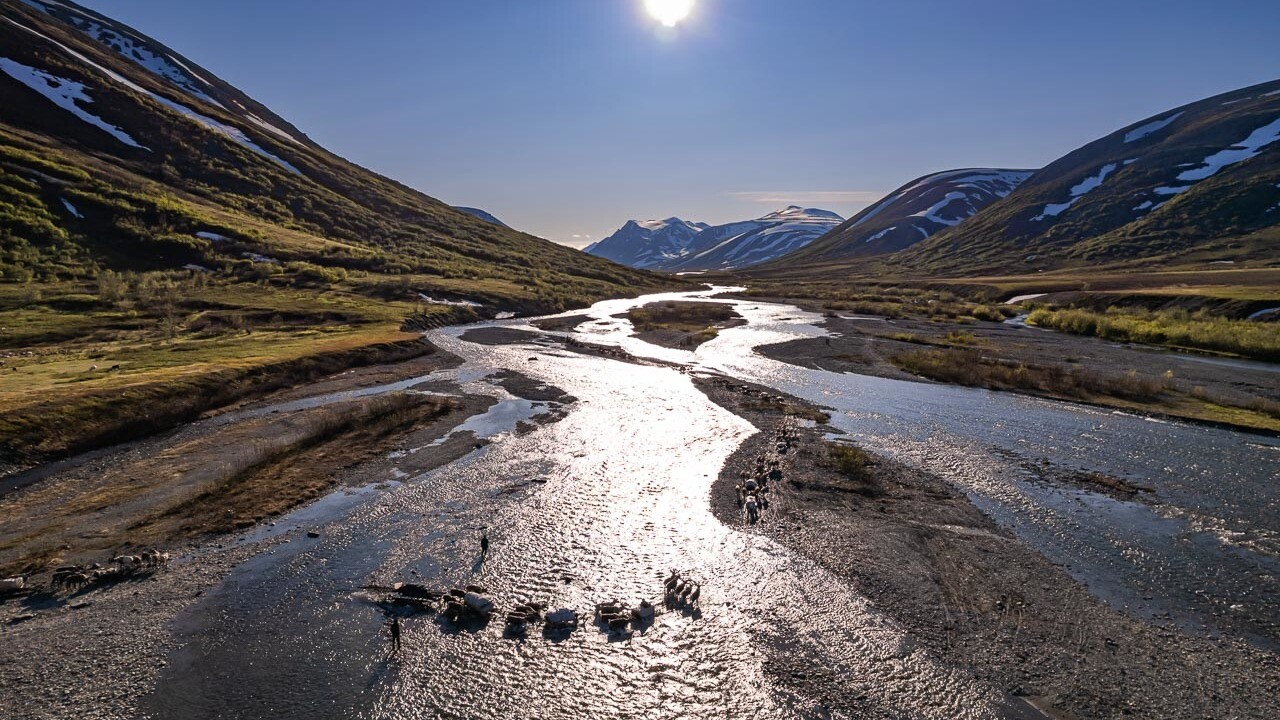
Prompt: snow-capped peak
<box><xmin>759</xmin><ymin>206</ymin><xmax>843</xmax><ymax>222</ymax></box>
<box><xmin>586</xmin><ymin>207</ymin><xmax>844</xmax><ymax>271</ymax></box>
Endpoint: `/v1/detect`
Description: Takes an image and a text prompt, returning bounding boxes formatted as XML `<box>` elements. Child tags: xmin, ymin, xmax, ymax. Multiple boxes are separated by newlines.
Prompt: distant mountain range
<box><xmin>454</xmin><ymin>206</ymin><xmax>508</xmax><ymax>228</ymax></box>
<box><xmin>586</xmin><ymin>206</ymin><xmax>843</xmax><ymax>271</ymax></box>
<box><xmin>584</xmin><ymin>217</ymin><xmax>709</xmax><ymax>268</ymax></box>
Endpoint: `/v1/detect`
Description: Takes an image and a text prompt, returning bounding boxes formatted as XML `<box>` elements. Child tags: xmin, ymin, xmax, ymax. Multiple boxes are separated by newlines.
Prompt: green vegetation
<box><xmin>886</xmin><ymin>330</ymin><xmax>985</xmax><ymax>348</ymax></box>
<box><xmin>627</xmin><ymin>301</ymin><xmax>738</xmax><ymax>332</ymax></box>
<box><xmin>891</xmin><ymin>348</ymin><xmax>1280</xmax><ymax>433</ymax></box>
<box><xmin>0</xmin><ymin>391</ymin><xmax>459</xmax><ymax>575</ymax></box>
<box><xmin>828</xmin><ymin>443</ymin><xmax>872</xmax><ymax>481</ymax></box>
<box><xmin>891</xmin><ymin>348</ymin><xmax>1173</xmax><ymax>401</ymax></box>
<box><xmin>625</xmin><ymin>301</ymin><xmax>742</xmax><ymax>348</ymax></box>
<box><xmin>1027</xmin><ymin>307</ymin><xmax>1280</xmax><ymax>361</ymax></box>
<box><xmin>745</xmin><ymin>283</ymin><xmax>1020</xmax><ymax>323</ymax></box>
<box><xmin>739</xmin><ymin>396</ymin><xmax>830</xmax><ymax>424</ymax></box>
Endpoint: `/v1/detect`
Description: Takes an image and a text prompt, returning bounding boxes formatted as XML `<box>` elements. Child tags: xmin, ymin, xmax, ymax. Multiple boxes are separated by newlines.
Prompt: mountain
<box><xmin>454</xmin><ymin>206</ymin><xmax>508</xmax><ymax>228</ymax></box>
<box><xmin>587</xmin><ymin>207</ymin><xmax>842</xmax><ymax>272</ymax></box>
<box><xmin>672</xmin><ymin>207</ymin><xmax>845</xmax><ymax>271</ymax></box>
<box><xmin>8</xmin><ymin>0</ymin><xmax>312</xmax><ymax>148</ymax></box>
<box><xmin>782</xmin><ymin>169</ymin><xmax>1034</xmax><ymax>263</ymax></box>
<box><xmin>583</xmin><ymin>217</ymin><xmax>710</xmax><ymax>269</ymax></box>
<box><xmin>890</xmin><ymin>79</ymin><xmax>1280</xmax><ymax>274</ymax></box>
<box><xmin>0</xmin><ymin>0</ymin><xmax>664</xmax><ymax>310</ymax></box>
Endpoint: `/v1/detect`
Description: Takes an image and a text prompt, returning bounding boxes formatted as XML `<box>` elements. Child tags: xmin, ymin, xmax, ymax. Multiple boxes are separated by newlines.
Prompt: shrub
<box><xmin>829</xmin><ymin>443</ymin><xmax>872</xmax><ymax>480</ymax></box>
<box><xmin>971</xmin><ymin>304</ymin><xmax>1007</xmax><ymax>322</ymax></box>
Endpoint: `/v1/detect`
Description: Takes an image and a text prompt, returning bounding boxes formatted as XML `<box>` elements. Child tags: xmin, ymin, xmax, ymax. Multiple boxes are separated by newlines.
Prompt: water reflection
<box><xmin>562</xmin><ymin>288</ymin><xmax>1280</xmax><ymax>646</ymax></box>
<box><xmin>146</xmin><ymin>287</ymin><xmax>1278</xmax><ymax>719</ymax></box>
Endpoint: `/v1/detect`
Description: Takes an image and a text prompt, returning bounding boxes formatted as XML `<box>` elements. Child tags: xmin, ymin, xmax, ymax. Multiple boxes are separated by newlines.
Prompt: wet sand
<box><xmin>695</xmin><ymin>374</ymin><xmax>1280</xmax><ymax>720</ymax></box>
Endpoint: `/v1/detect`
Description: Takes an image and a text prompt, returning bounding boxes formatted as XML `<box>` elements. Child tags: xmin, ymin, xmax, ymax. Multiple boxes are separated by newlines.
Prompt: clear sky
<box><xmin>83</xmin><ymin>0</ymin><xmax>1280</xmax><ymax>248</ymax></box>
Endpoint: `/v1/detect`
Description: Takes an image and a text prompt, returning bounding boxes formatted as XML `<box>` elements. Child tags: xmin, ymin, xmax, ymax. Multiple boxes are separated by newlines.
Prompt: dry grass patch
<box><xmin>130</xmin><ymin>392</ymin><xmax>457</xmax><ymax>540</ymax></box>
<box><xmin>625</xmin><ymin>301</ymin><xmax>743</xmax><ymax>348</ymax></box>
<box><xmin>1028</xmin><ymin>307</ymin><xmax>1280</xmax><ymax>362</ymax></box>
<box><xmin>891</xmin><ymin>348</ymin><xmax>1172</xmax><ymax>401</ymax></box>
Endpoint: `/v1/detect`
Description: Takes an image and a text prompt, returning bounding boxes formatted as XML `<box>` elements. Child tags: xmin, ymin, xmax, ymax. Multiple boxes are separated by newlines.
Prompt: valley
<box><xmin>2</xmin><ymin>288</ymin><xmax>1276</xmax><ymax>720</ymax></box>
<box><xmin>0</xmin><ymin>1</ymin><xmax>1277</xmax><ymax>718</ymax></box>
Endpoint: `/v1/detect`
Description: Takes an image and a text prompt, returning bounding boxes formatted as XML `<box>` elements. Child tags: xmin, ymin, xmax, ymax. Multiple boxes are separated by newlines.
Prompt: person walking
<box><xmin>480</xmin><ymin>529</ymin><xmax>490</xmax><ymax>556</ymax></box>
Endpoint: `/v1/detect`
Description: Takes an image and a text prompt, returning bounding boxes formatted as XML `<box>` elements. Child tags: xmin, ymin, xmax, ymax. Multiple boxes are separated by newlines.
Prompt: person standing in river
<box><xmin>388</xmin><ymin>617</ymin><xmax>402</xmax><ymax>652</ymax></box>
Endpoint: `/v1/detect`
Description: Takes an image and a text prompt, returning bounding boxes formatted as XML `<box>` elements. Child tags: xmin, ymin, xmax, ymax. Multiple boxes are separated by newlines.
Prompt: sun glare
<box><xmin>644</xmin><ymin>0</ymin><xmax>695</xmax><ymax>27</ymax></box>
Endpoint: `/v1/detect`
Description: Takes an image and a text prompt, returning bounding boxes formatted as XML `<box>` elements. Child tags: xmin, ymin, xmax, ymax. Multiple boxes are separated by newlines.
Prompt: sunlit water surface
<box><xmin>144</xmin><ymin>288</ymin><xmax>1278</xmax><ymax>719</ymax></box>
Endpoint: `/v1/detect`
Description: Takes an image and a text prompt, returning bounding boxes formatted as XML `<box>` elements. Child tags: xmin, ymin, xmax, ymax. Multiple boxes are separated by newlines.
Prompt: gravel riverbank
<box><xmin>0</xmin><ymin>356</ymin><xmax>574</xmax><ymax>719</ymax></box>
<box><xmin>695</xmin><ymin>374</ymin><xmax>1280</xmax><ymax>719</ymax></box>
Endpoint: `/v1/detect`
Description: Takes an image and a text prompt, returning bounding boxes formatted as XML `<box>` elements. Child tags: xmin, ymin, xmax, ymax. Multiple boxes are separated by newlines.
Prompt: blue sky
<box><xmin>84</xmin><ymin>0</ymin><xmax>1280</xmax><ymax>247</ymax></box>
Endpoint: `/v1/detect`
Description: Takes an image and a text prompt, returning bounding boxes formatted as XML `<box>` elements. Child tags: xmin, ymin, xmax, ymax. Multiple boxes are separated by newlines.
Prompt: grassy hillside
<box><xmin>887</xmin><ymin>79</ymin><xmax>1280</xmax><ymax>275</ymax></box>
<box><xmin>0</xmin><ymin>0</ymin><xmax>677</xmax><ymax>469</ymax></box>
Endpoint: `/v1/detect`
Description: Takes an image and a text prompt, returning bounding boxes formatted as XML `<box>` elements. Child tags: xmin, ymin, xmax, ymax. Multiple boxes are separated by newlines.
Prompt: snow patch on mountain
<box><xmin>849</xmin><ymin>166</ymin><xmax>1018</xmax><ymax>228</ymax></box>
<box><xmin>862</xmin><ymin>169</ymin><xmax>1033</xmax><ymax>232</ymax></box>
<box><xmin>0</xmin><ymin>56</ymin><xmax>145</xmax><ymax>149</ymax></box>
<box><xmin>865</xmin><ymin>226</ymin><xmax>896</xmax><ymax>243</ymax></box>
<box><xmin>585</xmin><ymin>216</ymin><xmax>711</xmax><ymax>269</ymax></box>
<box><xmin>669</xmin><ymin>207</ymin><xmax>843</xmax><ymax>271</ymax></box>
<box><xmin>1124</xmin><ymin>112</ymin><xmax>1183</xmax><ymax>143</ymax></box>
<box><xmin>4</xmin><ymin>17</ymin><xmax>301</xmax><ymax>174</ymax></box>
<box><xmin>1033</xmin><ymin>162</ymin><xmax>1117</xmax><ymax>221</ymax></box>
<box><xmin>18</xmin><ymin>0</ymin><xmax>224</xmax><ymax>107</ymax></box>
<box><xmin>153</xmin><ymin>94</ymin><xmax>301</xmax><ymax>174</ymax></box>
<box><xmin>245</xmin><ymin>114</ymin><xmax>302</xmax><ymax>145</ymax></box>
<box><xmin>787</xmin><ymin>168</ymin><xmax>1036</xmax><ymax>262</ymax></box>
<box><xmin>1142</xmin><ymin>116</ymin><xmax>1280</xmax><ymax>199</ymax></box>
<box><xmin>1176</xmin><ymin>116</ymin><xmax>1280</xmax><ymax>182</ymax></box>
<box><xmin>911</xmin><ymin>191</ymin><xmax>969</xmax><ymax>226</ymax></box>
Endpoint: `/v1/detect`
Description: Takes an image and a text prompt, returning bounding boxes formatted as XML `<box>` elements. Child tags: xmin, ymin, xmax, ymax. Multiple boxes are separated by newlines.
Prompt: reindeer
<box><xmin>53</xmin><ymin>572</ymin><xmax>90</xmax><ymax>590</ymax></box>
<box><xmin>663</xmin><ymin>571</ymin><xmax>680</xmax><ymax>594</ymax></box>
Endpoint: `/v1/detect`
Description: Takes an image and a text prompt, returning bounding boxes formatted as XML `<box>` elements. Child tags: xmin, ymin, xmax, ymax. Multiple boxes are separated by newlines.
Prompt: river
<box><xmin>143</xmin><ymin>288</ymin><xmax>1279</xmax><ymax>719</ymax></box>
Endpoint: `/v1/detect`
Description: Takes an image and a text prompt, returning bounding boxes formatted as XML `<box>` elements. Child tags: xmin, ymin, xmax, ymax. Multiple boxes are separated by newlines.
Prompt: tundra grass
<box><xmin>0</xmin><ymin>276</ymin><xmax>462</xmax><ymax>468</ymax></box>
<box><xmin>131</xmin><ymin>393</ymin><xmax>459</xmax><ymax>541</ymax></box>
<box><xmin>1026</xmin><ymin>307</ymin><xmax>1280</xmax><ymax>362</ymax></box>
<box><xmin>624</xmin><ymin>301</ymin><xmax>744</xmax><ymax>348</ymax></box>
<box><xmin>626</xmin><ymin>301</ymin><xmax>738</xmax><ymax>334</ymax></box>
<box><xmin>891</xmin><ymin>348</ymin><xmax>1280</xmax><ymax>434</ymax></box>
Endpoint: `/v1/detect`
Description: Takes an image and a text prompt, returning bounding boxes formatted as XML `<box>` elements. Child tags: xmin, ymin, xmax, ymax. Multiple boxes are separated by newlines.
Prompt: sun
<box><xmin>644</xmin><ymin>0</ymin><xmax>695</xmax><ymax>27</ymax></box>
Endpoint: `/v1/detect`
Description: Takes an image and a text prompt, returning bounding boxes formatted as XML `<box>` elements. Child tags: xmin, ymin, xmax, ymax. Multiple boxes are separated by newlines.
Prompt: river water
<box><xmin>144</xmin><ymin>288</ymin><xmax>1279</xmax><ymax>719</ymax></box>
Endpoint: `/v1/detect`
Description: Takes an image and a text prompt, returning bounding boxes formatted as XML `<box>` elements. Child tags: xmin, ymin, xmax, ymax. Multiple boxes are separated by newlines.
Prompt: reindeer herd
<box><xmin>1</xmin><ymin>548</ymin><xmax>172</xmax><ymax>599</ymax></box>
<box><xmin>49</xmin><ymin>549</ymin><xmax>171</xmax><ymax>592</ymax></box>
<box><xmin>373</xmin><ymin>567</ymin><xmax>703</xmax><ymax>644</ymax></box>
<box><xmin>734</xmin><ymin>417</ymin><xmax>799</xmax><ymax>524</ymax></box>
